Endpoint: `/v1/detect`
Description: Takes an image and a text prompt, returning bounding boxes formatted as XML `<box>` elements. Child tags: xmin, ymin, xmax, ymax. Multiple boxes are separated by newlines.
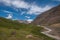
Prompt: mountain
<box><xmin>18</xmin><ymin>20</ymin><xmax>30</xmax><ymax>24</ymax></box>
<box><xmin>32</xmin><ymin>5</ymin><xmax>60</xmax><ymax>26</ymax></box>
<box><xmin>32</xmin><ymin>5</ymin><xmax>60</xmax><ymax>38</ymax></box>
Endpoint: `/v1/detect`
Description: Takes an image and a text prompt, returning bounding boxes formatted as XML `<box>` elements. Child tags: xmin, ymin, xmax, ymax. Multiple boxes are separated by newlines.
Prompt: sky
<box><xmin>0</xmin><ymin>0</ymin><xmax>60</xmax><ymax>22</ymax></box>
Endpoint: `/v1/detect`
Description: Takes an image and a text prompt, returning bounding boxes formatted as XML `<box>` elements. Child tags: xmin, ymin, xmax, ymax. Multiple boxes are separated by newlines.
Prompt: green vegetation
<box><xmin>0</xmin><ymin>17</ymin><xmax>55</xmax><ymax>40</ymax></box>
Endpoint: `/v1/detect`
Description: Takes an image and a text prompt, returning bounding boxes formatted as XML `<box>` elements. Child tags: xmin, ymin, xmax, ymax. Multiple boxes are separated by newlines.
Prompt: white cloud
<box><xmin>27</xmin><ymin>19</ymin><xmax>33</xmax><ymax>23</ymax></box>
<box><xmin>3</xmin><ymin>10</ymin><xmax>12</xmax><ymax>13</ymax></box>
<box><xmin>0</xmin><ymin>0</ymin><xmax>53</xmax><ymax>15</ymax></box>
<box><xmin>27</xmin><ymin>5</ymin><xmax>41</xmax><ymax>15</ymax></box>
<box><xmin>21</xmin><ymin>12</ymin><xmax>25</xmax><ymax>15</ymax></box>
<box><xmin>27</xmin><ymin>5</ymin><xmax>52</xmax><ymax>15</ymax></box>
<box><xmin>25</xmin><ymin>16</ymin><xmax>30</xmax><ymax>19</ymax></box>
<box><xmin>0</xmin><ymin>0</ymin><xmax>12</xmax><ymax>6</ymax></box>
<box><xmin>1</xmin><ymin>10</ymin><xmax>13</xmax><ymax>19</ymax></box>
<box><xmin>0</xmin><ymin>0</ymin><xmax>30</xmax><ymax>9</ymax></box>
<box><xmin>6</xmin><ymin>14</ymin><xmax>12</xmax><ymax>19</ymax></box>
<box><xmin>12</xmin><ymin>0</ymin><xmax>30</xmax><ymax>9</ymax></box>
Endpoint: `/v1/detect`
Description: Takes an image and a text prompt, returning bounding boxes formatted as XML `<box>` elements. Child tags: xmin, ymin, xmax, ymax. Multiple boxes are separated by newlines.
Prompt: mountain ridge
<box><xmin>32</xmin><ymin>5</ymin><xmax>60</xmax><ymax>26</ymax></box>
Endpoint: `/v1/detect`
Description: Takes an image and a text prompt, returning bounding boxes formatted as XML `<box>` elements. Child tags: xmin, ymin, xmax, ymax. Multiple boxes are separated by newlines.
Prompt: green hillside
<box><xmin>0</xmin><ymin>17</ymin><xmax>55</xmax><ymax>40</ymax></box>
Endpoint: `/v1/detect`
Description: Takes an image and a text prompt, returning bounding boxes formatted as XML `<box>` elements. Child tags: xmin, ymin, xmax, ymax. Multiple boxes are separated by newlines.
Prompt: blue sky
<box><xmin>0</xmin><ymin>0</ymin><xmax>60</xmax><ymax>22</ymax></box>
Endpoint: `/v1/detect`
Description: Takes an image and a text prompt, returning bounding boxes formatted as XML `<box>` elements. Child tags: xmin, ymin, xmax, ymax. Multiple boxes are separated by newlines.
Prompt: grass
<box><xmin>0</xmin><ymin>17</ymin><xmax>55</xmax><ymax>40</ymax></box>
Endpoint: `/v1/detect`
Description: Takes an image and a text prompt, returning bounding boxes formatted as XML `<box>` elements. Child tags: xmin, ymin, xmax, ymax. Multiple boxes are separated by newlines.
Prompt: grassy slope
<box><xmin>0</xmin><ymin>17</ymin><xmax>55</xmax><ymax>40</ymax></box>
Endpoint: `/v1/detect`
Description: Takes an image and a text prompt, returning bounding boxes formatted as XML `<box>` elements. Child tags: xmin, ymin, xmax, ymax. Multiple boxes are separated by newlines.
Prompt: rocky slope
<box><xmin>32</xmin><ymin>5</ymin><xmax>60</xmax><ymax>26</ymax></box>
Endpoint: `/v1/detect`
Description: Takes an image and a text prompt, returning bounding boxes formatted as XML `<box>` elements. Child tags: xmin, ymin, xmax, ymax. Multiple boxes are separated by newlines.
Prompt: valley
<box><xmin>0</xmin><ymin>17</ymin><xmax>55</xmax><ymax>40</ymax></box>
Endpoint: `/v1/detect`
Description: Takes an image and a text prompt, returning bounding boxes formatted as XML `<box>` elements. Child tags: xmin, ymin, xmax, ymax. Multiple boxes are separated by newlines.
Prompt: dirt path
<box><xmin>37</xmin><ymin>25</ymin><xmax>60</xmax><ymax>40</ymax></box>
